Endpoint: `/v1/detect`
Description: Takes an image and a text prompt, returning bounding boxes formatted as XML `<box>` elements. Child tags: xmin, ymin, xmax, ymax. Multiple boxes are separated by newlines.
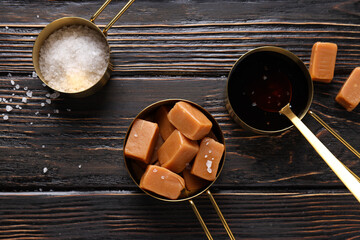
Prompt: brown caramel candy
<box><xmin>191</xmin><ymin>137</ymin><xmax>224</xmax><ymax>181</ymax></box>
<box><xmin>158</xmin><ymin>129</ymin><xmax>199</xmax><ymax>173</ymax></box>
<box><xmin>167</xmin><ymin>101</ymin><xmax>212</xmax><ymax>140</ymax></box>
<box><xmin>124</xmin><ymin>119</ymin><xmax>159</xmax><ymax>164</ymax></box>
<box><xmin>183</xmin><ymin>167</ymin><xmax>209</xmax><ymax>192</ymax></box>
<box><xmin>309</xmin><ymin>42</ymin><xmax>337</xmax><ymax>83</ymax></box>
<box><xmin>140</xmin><ymin>165</ymin><xmax>185</xmax><ymax>200</ymax></box>
<box><xmin>150</xmin><ymin>133</ymin><xmax>164</xmax><ymax>164</ymax></box>
<box><xmin>336</xmin><ymin>67</ymin><xmax>360</xmax><ymax>111</ymax></box>
<box><xmin>155</xmin><ymin>106</ymin><xmax>176</xmax><ymax>140</ymax></box>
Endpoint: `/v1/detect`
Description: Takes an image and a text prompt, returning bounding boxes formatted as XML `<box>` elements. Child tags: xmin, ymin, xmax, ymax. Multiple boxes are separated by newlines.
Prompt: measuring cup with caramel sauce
<box><xmin>226</xmin><ymin>46</ymin><xmax>360</xmax><ymax>203</ymax></box>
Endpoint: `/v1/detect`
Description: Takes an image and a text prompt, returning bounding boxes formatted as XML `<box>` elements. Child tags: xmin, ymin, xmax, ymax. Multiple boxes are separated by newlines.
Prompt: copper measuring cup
<box><xmin>32</xmin><ymin>0</ymin><xmax>135</xmax><ymax>97</ymax></box>
<box><xmin>226</xmin><ymin>46</ymin><xmax>360</xmax><ymax>202</ymax></box>
<box><xmin>123</xmin><ymin>99</ymin><xmax>235</xmax><ymax>240</ymax></box>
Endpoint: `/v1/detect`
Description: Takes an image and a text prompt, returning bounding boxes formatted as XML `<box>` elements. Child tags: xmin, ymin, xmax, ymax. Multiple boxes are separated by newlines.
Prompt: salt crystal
<box><xmin>10</xmin><ymin>80</ymin><xmax>15</xmax><ymax>85</ymax></box>
<box><xmin>66</xmin><ymin>109</ymin><xmax>71</xmax><ymax>112</ymax></box>
<box><xmin>43</xmin><ymin>167</ymin><xmax>48</xmax><ymax>173</ymax></box>
<box><xmin>38</xmin><ymin>25</ymin><xmax>109</xmax><ymax>93</ymax></box>
<box><xmin>22</xmin><ymin>97</ymin><xmax>27</xmax><ymax>103</ymax></box>
<box><xmin>47</xmin><ymin>113</ymin><xmax>50</xmax><ymax>118</ymax></box>
<box><xmin>205</xmin><ymin>155</ymin><xmax>208</xmax><ymax>158</ymax></box>
<box><xmin>41</xmin><ymin>103</ymin><xmax>45</xmax><ymax>107</ymax></box>
<box><xmin>3</xmin><ymin>115</ymin><xmax>8</xmax><ymax>120</ymax></box>
<box><xmin>35</xmin><ymin>111</ymin><xmax>39</xmax><ymax>115</ymax></box>
<box><xmin>9</xmin><ymin>99</ymin><xmax>12</xmax><ymax>103</ymax></box>
<box><xmin>26</xmin><ymin>90</ymin><xmax>33</xmax><ymax>98</ymax></box>
<box><xmin>32</xmin><ymin>71</ymin><xmax>38</xmax><ymax>78</ymax></box>
<box><xmin>134</xmin><ymin>133</ymin><xmax>138</xmax><ymax>137</ymax></box>
<box><xmin>252</xmin><ymin>102</ymin><xmax>257</xmax><ymax>107</ymax></box>
<box><xmin>42</xmin><ymin>83</ymin><xmax>47</xmax><ymax>87</ymax></box>
<box><xmin>45</xmin><ymin>93</ymin><xmax>50</xmax><ymax>98</ymax></box>
<box><xmin>78</xmin><ymin>164</ymin><xmax>82</xmax><ymax>169</ymax></box>
<box><xmin>50</xmin><ymin>92</ymin><xmax>60</xmax><ymax>99</ymax></box>
<box><xmin>263</xmin><ymin>75</ymin><xmax>267</xmax><ymax>80</ymax></box>
<box><xmin>42</xmin><ymin>145</ymin><xmax>45</xmax><ymax>148</ymax></box>
<box><xmin>207</xmin><ymin>168</ymin><xmax>212</xmax><ymax>173</ymax></box>
<box><xmin>5</xmin><ymin>26</ymin><xmax>9</xmax><ymax>30</ymax></box>
<box><xmin>18</xmin><ymin>106</ymin><xmax>22</xmax><ymax>110</ymax></box>
<box><xmin>15</xmin><ymin>84</ymin><xmax>20</xmax><ymax>89</ymax></box>
<box><xmin>36</xmin><ymin>15</ymin><xmax>39</xmax><ymax>18</ymax></box>
<box><xmin>24</xmin><ymin>87</ymin><xmax>28</xmax><ymax>91</ymax></box>
<box><xmin>54</xmin><ymin>109</ymin><xmax>59</xmax><ymax>113</ymax></box>
<box><xmin>12</xmin><ymin>93</ymin><xmax>15</xmax><ymax>96</ymax></box>
<box><xmin>46</xmin><ymin>99</ymin><xmax>51</xmax><ymax>104</ymax></box>
<box><xmin>5</xmin><ymin>105</ymin><xmax>13</xmax><ymax>112</ymax></box>
<box><xmin>30</xmin><ymin>122</ymin><xmax>33</xmax><ymax>125</ymax></box>
<box><xmin>206</xmin><ymin>160</ymin><xmax>212</xmax><ymax>168</ymax></box>
<box><xmin>153</xmin><ymin>168</ymin><xmax>158</xmax><ymax>173</ymax></box>
<box><xmin>161</xmin><ymin>176</ymin><xmax>165</xmax><ymax>180</ymax></box>
<box><xmin>209</xmin><ymin>150</ymin><xmax>212</xmax><ymax>153</ymax></box>
<box><xmin>15</xmin><ymin>105</ymin><xmax>20</xmax><ymax>109</ymax></box>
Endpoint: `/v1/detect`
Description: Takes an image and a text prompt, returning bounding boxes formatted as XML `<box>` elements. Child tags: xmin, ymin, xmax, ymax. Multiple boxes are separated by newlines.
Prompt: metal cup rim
<box><xmin>123</xmin><ymin>99</ymin><xmax>226</xmax><ymax>202</ymax></box>
<box><xmin>226</xmin><ymin>46</ymin><xmax>314</xmax><ymax>134</ymax></box>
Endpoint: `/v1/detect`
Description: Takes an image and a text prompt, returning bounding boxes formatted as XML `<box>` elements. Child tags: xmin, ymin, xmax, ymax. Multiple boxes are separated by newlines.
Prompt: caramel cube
<box><xmin>158</xmin><ymin>129</ymin><xmax>199</xmax><ymax>173</ymax></box>
<box><xmin>150</xmin><ymin>133</ymin><xmax>164</xmax><ymax>164</ymax></box>
<box><xmin>155</xmin><ymin>106</ymin><xmax>176</xmax><ymax>140</ymax></box>
<box><xmin>309</xmin><ymin>42</ymin><xmax>337</xmax><ymax>83</ymax></box>
<box><xmin>140</xmin><ymin>165</ymin><xmax>185</xmax><ymax>200</ymax></box>
<box><xmin>167</xmin><ymin>101</ymin><xmax>212</xmax><ymax>140</ymax></box>
<box><xmin>183</xmin><ymin>167</ymin><xmax>209</xmax><ymax>192</ymax></box>
<box><xmin>124</xmin><ymin>119</ymin><xmax>159</xmax><ymax>164</ymax></box>
<box><xmin>191</xmin><ymin>137</ymin><xmax>224</xmax><ymax>181</ymax></box>
<box><xmin>335</xmin><ymin>67</ymin><xmax>360</xmax><ymax>111</ymax></box>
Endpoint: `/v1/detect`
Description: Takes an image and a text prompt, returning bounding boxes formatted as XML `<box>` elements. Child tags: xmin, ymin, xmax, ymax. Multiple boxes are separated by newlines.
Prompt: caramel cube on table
<box><xmin>158</xmin><ymin>129</ymin><xmax>199</xmax><ymax>173</ymax></box>
<box><xmin>335</xmin><ymin>67</ymin><xmax>360</xmax><ymax>111</ymax></box>
<box><xmin>191</xmin><ymin>137</ymin><xmax>224</xmax><ymax>181</ymax></box>
<box><xmin>309</xmin><ymin>42</ymin><xmax>337</xmax><ymax>83</ymax></box>
<box><xmin>155</xmin><ymin>106</ymin><xmax>176</xmax><ymax>141</ymax></box>
<box><xmin>183</xmin><ymin>167</ymin><xmax>209</xmax><ymax>192</ymax></box>
<box><xmin>167</xmin><ymin>101</ymin><xmax>212</xmax><ymax>140</ymax></box>
<box><xmin>140</xmin><ymin>165</ymin><xmax>185</xmax><ymax>200</ymax></box>
<box><xmin>124</xmin><ymin>119</ymin><xmax>159</xmax><ymax>164</ymax></box>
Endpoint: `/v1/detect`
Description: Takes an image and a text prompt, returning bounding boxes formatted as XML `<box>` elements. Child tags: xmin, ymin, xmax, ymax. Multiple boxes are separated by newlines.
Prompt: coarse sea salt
<box><xmin>39</xmin><ymin>25</ymin><xmax>109</xmax><ymax>93</ymax></box>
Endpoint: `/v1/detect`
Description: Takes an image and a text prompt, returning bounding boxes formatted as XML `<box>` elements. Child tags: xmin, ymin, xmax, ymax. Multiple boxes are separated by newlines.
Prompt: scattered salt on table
<box><xmin>5</xmin><ymin>105</ymin><xmax>13</xmax><ymax>112</ymax></box>
<box><xmin>39</xmin><ymin>25</ymin><xmax>109</xmax><ymax>93</ymax></box>
<box><xmin>26</xmin><ymin>90</ymin><xmax>33</xmax><ymax>98</ymax></box>
<box><xmin>3</xmin><ymin>115</ymin><xmax>9</xmax><ymax>120</ymax></box>
<box><xmin>22</xmin><ymin>97</ymin><xmax>27</xmax><ymax>103</ymax></box>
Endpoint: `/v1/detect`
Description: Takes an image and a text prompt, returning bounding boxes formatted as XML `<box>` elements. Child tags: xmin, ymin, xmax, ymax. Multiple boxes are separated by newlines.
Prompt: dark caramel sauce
<box><xmin>228</xmin><ymin>51</ymin><xmax>309</xmax><ymax>131</ymax></box>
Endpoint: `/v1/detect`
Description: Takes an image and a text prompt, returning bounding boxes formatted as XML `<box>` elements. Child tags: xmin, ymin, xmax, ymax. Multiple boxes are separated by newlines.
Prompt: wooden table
<box><xmin>1</xmin><ymin>0</ymin><xmax>359</xmax><ymax>239</ymax></box>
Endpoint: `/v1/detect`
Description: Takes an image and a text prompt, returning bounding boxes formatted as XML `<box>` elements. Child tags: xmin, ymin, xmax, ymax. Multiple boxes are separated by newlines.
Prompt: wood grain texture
<box><xmin>0</xmin><ymin>1</ymin><xmax>360</xmax><ymax>239</ymax></box>
<box><xmin>0</xmin><ymin>191</ymin><xmax>360</xmax><ymax>239</ymax></box>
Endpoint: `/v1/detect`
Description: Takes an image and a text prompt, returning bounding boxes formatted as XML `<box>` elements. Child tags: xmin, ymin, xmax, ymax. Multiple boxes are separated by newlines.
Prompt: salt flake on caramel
<box><xmin>124</xmin><ymin>119</ymin><xmax>159</xmax><ymax>164</ymax></box>
<box><xmin>140</xmin><ymin>165</ymin><xmax>185</xmax><ymax>200</ymax></box>
<box><xmin>191</xmin><ymin>137</ymin><xmax>224</xmax><ymax>181</ymax></box>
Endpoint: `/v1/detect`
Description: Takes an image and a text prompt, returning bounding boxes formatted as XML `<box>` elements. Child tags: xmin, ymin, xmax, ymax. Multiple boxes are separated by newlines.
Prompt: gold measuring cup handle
<box><xmin>90</xmin><ymin>0</ymin><xmax>135</xmax><ymax>35</ymax></box>
<box><xmin>308</xmin><ymin>111</ymin><xmax>360</xmax><ymax>182</ymax></box>
<box><xmin>189</xmin><ymin>190</ymin><xmax>235</xmax><ymax>240</ymax></box>
<box><xmin>280</xmin><ymin>104</ymin><xmax>360</xmax><ymax>203</ymax></box>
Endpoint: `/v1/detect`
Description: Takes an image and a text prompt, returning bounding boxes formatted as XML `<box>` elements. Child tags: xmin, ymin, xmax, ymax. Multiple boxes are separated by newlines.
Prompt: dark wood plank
<box><xmin>1</xmin><ymin>191</ymin><xmax>359</xmax><ymax>239</ymax></box>
<box><xmin>0</xmin><ymin>76</ymin><xmax>359</xmax><ymax>190</ymax></box>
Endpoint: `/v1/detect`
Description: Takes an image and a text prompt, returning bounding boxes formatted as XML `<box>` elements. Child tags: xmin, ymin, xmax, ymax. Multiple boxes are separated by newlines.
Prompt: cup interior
<box><xmin>226</xmin><ymin>47</ymin><xmax>313</xmax><ymax>133</ymax></box>
<box><xmin>32</xmin><ymin>17</ymin><xmax>111</xmax><ymax>97</ymax></box>
<box><xmin>123</xmin><ymin>99</ymin><xmax>226</xmax><ymax>202</ymax></box>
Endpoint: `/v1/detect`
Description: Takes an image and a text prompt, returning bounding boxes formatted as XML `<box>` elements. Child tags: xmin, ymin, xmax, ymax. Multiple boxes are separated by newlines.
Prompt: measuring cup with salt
<box><xmin>32</xmin><ymin>0</ymin><xmax>135</xmax><ymax>97</ymax></box>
